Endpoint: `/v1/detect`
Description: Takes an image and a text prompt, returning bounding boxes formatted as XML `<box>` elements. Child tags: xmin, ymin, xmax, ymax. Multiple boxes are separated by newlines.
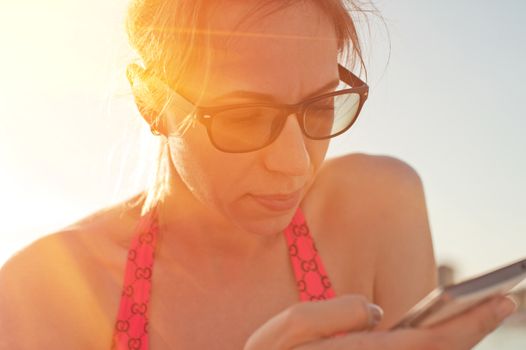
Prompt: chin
<box><xmin>233</xmin><ymin>207</ymin><xmax>298</xmax><ymax>237</ymax></box>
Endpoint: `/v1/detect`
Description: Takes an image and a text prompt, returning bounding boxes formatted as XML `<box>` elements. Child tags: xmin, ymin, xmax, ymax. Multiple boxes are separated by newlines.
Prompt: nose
<box><xmin>261</xmin><ymin>114</ymin><xmax>311</xmax><ymax>176</ymax></box>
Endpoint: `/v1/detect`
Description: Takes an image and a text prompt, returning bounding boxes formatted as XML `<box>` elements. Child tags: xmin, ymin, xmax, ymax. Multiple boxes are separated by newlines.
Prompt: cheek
<box><xmin>300</xmin><ymin>138</ymin><xmax>330</xmax><ymax>193</ymax></box>
<box><xmin>167</xmin><ymin>129</ymin><xmax>330</xmax><ymax>234</ymax></box>
<box><xmin>307</xmin><ymin>138</ymin><xmax>330</xmax><ymax>174</ymax></box>
<box><xmin>167</xmin><ymin>135</ymin><xmax>252</xmax><ymax>208</ymax></box>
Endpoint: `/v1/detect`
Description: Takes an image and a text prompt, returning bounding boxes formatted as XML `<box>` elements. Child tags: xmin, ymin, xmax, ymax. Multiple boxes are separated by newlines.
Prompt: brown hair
<box><xmin>125</xmin><ymin>0</ymin><xmax>379</xmax><ymax>215</ymax></box>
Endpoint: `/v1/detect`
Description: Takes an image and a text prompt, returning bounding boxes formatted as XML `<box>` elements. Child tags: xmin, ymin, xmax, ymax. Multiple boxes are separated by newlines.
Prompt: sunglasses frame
<box><xmin>150</xmin><ymin>64</ymin><xmax>369</xmax><ymax>153</ymax></box>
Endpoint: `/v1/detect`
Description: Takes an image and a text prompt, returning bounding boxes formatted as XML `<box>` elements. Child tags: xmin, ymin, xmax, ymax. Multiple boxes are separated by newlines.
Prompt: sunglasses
<box><xmin>145</xmin><ymin>64</ymin><xmax>368</xmax><ymax>153</ymax></box>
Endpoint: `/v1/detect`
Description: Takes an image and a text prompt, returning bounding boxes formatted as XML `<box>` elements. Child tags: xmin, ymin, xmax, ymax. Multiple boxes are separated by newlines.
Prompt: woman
<box><xmin>0</xmin><ymin>0</ymin><xmax>516</xmax><ymax>349</ymax></box>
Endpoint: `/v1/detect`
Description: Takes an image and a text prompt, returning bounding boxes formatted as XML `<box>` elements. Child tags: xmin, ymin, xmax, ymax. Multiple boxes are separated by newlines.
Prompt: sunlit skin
<box><xmin>0</xmin><ymin>2</ymin><xmax>437</xmax><ymax>348</ymax></box>
<box><xmin>0</xmin><ymin>2</ymin><xmax>454</xmax><ymax>349</ymax></box>
<box><xmin>157</xmin><ymin>2</ymin><xmax>337</xmax><ymax>267</ymax></box>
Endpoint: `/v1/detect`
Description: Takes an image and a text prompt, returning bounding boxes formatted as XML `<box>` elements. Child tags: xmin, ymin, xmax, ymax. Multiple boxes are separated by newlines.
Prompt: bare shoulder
<box><xmin>304</xmin><ymin>153</ymin><xmax>438</xmax><ymax>328</ymax></box>
<box><xmin>0</xmin><ymin>193</ymin><xmax>144</xmax><ymax>349</ymax></box>
<box><xmin>304</xmin><ymin>152</ymin><xmax>425</xmax><ymax>243</ymax></box>
<box><xmin>313</xmin><ymin>152</ymin><xmax>423</xmax><ymax>197</ymax></box>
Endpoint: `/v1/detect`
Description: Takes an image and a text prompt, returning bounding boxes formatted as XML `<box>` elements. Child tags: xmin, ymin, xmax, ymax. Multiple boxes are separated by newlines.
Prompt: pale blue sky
<box><xmin>334</xmin><ymin>0</ymin><xmax>526</xmax><ymax>281</ymax></box>
<box><xmin>1</xmin><ymin>0</ymin><xmax>525</xmax><ymax>288</ymax></box>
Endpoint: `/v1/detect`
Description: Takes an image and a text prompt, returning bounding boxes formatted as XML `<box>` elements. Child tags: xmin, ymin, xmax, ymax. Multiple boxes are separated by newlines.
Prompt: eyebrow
<box><xmin>210</xmin><ymin>78</ymin><xmax>340</xmax><ymax>104</ymax></box>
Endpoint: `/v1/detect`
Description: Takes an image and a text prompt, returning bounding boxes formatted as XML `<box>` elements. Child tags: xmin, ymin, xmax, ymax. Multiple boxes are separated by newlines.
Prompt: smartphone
<box><xmin>390</xmin><ymin>257</ymin><xmax>526</xmax><ymax>329</ymax></box>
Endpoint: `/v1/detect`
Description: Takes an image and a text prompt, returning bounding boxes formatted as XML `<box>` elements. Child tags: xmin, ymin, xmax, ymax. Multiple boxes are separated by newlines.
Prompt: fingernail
<box><xmin>496</xmin><ymin>297</ymin><xmax>517</xmax><ymax>319</ymax></box>
<box><xmin>368</xmin><ymin>303</ymin><xmax>384</xmax><ymax>326</ymax></box>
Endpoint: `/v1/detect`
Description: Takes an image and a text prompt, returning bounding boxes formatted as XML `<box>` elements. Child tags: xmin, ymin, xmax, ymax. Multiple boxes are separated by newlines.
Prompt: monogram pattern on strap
<box><xmin>111</xmin><ymin>208</ymin><xmax>159</xmax><ymax>350</ymax></box>
<box><xmin>111</xmin><ymin>206</ymin><xmax>337</xmax><ymax>349</ymax></box>
<box><xmin>284</xmin><ymin>210</ymin><xmax>336</xmax><ymax>301</ymax></box>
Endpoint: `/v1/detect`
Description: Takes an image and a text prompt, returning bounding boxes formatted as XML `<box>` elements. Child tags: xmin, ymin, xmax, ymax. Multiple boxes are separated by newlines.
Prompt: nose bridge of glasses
<box><xmin>265</xmin><ymin>102</ymin><xmax>311</xmax><ymax>144</ymax></box>
<box><xmin>275</xmin><ymin>109</ymin><xmax>306</xmax><ymax>141</ymax></box>
<box><xmin>282</xmin><ymin>101</ymin><xmax>306</xmax><ymax>123</ymax></box>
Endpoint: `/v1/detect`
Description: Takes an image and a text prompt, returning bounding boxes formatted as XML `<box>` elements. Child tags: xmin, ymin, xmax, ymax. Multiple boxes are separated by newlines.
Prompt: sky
<box><xmin>0</xmin><ymin>0</ymin><xmax>525</xmax><ymax>289</ymax></box>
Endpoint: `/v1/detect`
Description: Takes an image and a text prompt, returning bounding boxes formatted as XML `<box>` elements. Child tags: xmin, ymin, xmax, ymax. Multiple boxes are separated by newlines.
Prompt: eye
<box><xmin>224</xmin><ymin>108</ymin><xmax>266</xmax><ymax>122</ymax></box>
<box><xmin>226</xmin><ymin>116</ymin><xmax>253</xmax><ymax>125</ymax></box>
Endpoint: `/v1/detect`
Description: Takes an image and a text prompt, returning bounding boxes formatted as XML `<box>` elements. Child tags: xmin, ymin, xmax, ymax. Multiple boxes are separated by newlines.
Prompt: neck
<box><xmin>154</xmin><ymin>176</ymin><xmax>285</xmax><ymax>274</ymax></box>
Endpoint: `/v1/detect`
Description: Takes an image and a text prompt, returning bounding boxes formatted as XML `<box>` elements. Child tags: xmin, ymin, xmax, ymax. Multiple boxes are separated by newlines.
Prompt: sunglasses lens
<box><xmin>209</xmin><ymin>107</ymin><xmax>284</xmax><ymax>152</ymax></box>
<box><xmin>303</xmin><ymin>92</ymin><xmax>361</xmax><ymax>138</ymax></box>
<box><xmin>206</xmin><ymin>92</ymin><xmax>362</xmax><ymax>152</ymax></box>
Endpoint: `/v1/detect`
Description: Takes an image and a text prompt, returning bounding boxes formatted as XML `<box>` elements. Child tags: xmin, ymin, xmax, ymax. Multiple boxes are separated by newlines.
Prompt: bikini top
<box><xmin>111</xmin><ymin>205</ymin><xmax>337</xmax><ymax>350</ymax></box>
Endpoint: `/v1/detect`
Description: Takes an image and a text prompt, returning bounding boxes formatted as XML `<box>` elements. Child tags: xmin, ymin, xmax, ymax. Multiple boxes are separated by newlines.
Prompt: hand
<box><xmin>243</xmin><ymin>294</ymin><xmax>517</xmax><ymax>350</ymax></box>
<box><xmin>244</xmin><ymin>294</ymin><xmax>383</xmax><ymax>350</ymax></box>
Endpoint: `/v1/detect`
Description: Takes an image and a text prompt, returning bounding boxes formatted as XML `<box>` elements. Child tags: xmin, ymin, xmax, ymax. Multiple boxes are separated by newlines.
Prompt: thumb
<box><xmin>331</xmin><ymin>297</ymin><xmax>384</xmax><ymax>336</ymax></box>
<box><xmin>245</xmin><ymin>295</ymin><xmax>384</xmax><ymax>350</ymax></box>
<box><xmin>287</xmin><ymin>295</ymin><xmax>384</xmax><ymax>337</ymax></box>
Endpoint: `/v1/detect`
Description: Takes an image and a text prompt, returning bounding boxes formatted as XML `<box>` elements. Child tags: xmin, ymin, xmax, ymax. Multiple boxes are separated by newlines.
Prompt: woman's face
<box><xmin>166</xmin><ymin>1</ymin><xmax>340</xmax><ymax>235</ymax></box>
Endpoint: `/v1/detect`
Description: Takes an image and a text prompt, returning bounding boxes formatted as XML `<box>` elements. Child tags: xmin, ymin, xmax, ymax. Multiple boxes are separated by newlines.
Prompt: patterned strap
<box><xmin>111</xmin><ymin>207</ymin><xmax>159</xmax><ymax>350</ymax></box>
<box><xmin>111</xmin><ymin>206</ymin><xmax>337</xmax><ymax>349</ymax></box>
<box><xmin>283</xmin><ymin>209</ymin><xmax>345</xmax><ymax>338</ymax></box>
<box><xmin>284</xmin><ymin>208</ymin><xmax>337</xmax><ymax>301</ymax></box>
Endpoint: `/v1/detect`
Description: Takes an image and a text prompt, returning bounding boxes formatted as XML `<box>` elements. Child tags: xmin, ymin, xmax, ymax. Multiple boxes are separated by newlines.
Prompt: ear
<box><xmin>126</xmin><ymin>63</ymin><xmax>167</xmax><ymax>136</ymax></box>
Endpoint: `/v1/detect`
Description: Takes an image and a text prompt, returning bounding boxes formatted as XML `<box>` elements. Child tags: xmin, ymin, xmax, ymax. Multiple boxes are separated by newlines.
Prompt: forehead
<box><xmin>180</xmin><ymin>1</ymin><xmax>340</xmax><ymax>102</ymax></box>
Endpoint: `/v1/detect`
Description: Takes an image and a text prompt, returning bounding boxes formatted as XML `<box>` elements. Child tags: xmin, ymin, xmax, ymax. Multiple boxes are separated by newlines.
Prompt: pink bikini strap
<box><xmin>284</xmin><ymin>208</ymin><xmax>337</xmax><ymax>301</ymax></box>
<box><xmin>111</xmin><ymin>206</ymin><xmax>159</xmax><ymax>350</ymax></box>
<box><xmin>112</xmin><ymin>206</ymin><xmax>339</xmax><ymax>349</ymax></box>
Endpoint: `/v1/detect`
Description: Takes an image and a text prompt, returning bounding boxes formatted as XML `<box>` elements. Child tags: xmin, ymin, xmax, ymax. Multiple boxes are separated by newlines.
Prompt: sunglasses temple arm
<box><xmin>337</xmin><ymin>63</ymin><xmax>367</xmax><ymax>88</ymax></box>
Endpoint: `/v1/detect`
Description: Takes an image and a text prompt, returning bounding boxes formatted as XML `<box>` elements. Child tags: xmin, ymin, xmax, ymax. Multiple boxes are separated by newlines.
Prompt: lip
<box><xmin>250</xmin><ymin>190</ymin><xmax>302</xmax><ymax>212</ymax></box>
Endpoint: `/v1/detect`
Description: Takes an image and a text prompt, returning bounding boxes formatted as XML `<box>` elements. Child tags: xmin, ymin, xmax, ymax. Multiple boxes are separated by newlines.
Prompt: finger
<box><xmin>432</xmin><ymin>295</ymin><xmax>517</xmax><ymax>349</ymax></box>
<box><xmin>288</xmin><ymin>295</ymin><xmax>382</xmax><ymax>334</ymax></box>
<box><xmin>292</xmin><ymin>329</ymin><xmax>427</xmax><ymax>350</ymax></box>
<box><xmin>245</xmin><ymin>295</ymin><xmax>383</xmax><ymax>350</ymax></box>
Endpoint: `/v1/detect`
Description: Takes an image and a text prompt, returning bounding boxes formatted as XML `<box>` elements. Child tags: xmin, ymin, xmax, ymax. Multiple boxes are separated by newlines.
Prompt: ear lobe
<box><xmin>126</xmin><ymin>63</ymin><xmax>167</xmax><ymax>136</ymax></box>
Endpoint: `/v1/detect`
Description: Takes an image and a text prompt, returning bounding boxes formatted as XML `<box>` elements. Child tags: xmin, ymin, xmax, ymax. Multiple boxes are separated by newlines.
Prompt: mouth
<box><xmin>250</xmin><ymin>190</ymin><xmax>302</xmax><ymax>212</ymax></box>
